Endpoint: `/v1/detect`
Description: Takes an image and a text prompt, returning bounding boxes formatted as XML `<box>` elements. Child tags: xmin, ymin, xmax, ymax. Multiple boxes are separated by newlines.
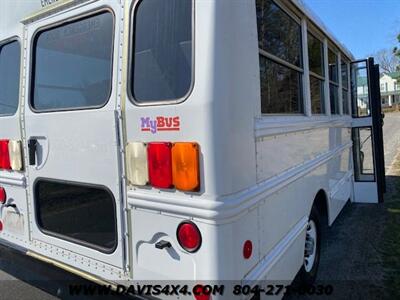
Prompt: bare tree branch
<box><xmin>373</xmin><ymin>48</ymin><xmax>399</xmax><ymax>73</ymax></box>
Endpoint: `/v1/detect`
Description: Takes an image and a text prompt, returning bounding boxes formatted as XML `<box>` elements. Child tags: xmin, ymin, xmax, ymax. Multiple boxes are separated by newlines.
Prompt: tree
<box><xmin>373</xmin><ymin>48</ymin><xmax>399</xmax><ymax>73</ymax></box>
<box><xmin>394</xmin><ymin>33</ymin><xmax>400</xmax><ymax>72</ymax></box>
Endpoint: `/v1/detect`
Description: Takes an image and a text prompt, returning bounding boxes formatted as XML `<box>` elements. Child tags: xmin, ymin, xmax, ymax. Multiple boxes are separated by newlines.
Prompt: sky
<box><xmin>302</xmin><ymin>0</ymin><xmax>400</xmax><ymax>59</ymax></box>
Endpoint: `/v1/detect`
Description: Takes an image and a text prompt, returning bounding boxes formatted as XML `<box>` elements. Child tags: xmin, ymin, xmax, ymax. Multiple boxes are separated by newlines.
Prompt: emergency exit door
<box><xmin>351</xmin><ymin>57</ymin><xmax>385</xmax><ymax>203</ymax></box>
<box><xmin>22</xmin><ymin>0</ymin><xmax>126</xmax><ymax>274</ymax></box>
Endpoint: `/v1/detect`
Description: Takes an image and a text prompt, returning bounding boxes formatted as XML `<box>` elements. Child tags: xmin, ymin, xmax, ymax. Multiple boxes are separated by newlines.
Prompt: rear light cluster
<box><xmin>126</xmin><ymin>142</ymin><xmax>200</xmax><ymax>192</ymax></box>
<box><xmin>0</xmin><ymin>140</ymin><xmax>23</xmax><ymax>171</ymax></box>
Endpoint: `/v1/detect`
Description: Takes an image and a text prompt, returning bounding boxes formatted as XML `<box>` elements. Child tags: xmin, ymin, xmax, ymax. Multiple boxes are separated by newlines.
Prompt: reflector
<box><xmin>0</xmin><ymin>140</ymin><xmax>11</xmax><ymax>170</ymax></box>
<box><xmin>193</xmin><ymin>285</ymin><xmax>211</xmax><ymax>300</ymax></box>
<box><xmin>147</xmin><ymin>142</ymin><xmax>173</xmax><ymax>189</ymax></box>
<box><xmin>8</xmin><ymin>140</ymin><xmax>23</xmax><ymax>171</ymax></box>
<box><xmin>126</xmin><ymin>142</ymin><xmax>148</xmax><ymax>186</ymax></box>
<box><xmin>243</xmin><ymin>240</ymin><xmax>253</xmax><ymax>259</ymax></box>
<box><xmin>0</xmin><ymin>187</ymin><xmax>6</xmax><ymax>204</ymax></box>
<box><xmin>172</xmin><ymin>143</ymin><xmax>200</xmax><ymax>191</ymax></box>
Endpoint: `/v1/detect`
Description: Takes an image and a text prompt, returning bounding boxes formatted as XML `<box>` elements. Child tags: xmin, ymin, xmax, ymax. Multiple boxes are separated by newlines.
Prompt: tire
<box><xmin>295</xmin><ymin>206</ymin><xmax>321</xmax><ymax>287</ymax></box>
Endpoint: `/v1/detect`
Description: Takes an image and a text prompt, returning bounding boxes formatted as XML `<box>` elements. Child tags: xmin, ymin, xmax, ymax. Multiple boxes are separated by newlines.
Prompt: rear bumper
<box><xmin>0</xmin><ymin>239</ymin><xmax>154</xmax><ymax>299</ymax></box>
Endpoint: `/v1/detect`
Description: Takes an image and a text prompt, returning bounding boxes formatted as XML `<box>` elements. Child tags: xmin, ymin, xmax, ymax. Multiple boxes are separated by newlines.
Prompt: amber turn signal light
<box><xmin>172</xmin><ymin>143</ymin><xmax>200</xmax><ymax>192</ymax></box>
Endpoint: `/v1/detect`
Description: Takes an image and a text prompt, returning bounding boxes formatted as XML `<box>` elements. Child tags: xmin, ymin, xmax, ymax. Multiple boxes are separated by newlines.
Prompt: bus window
<box><xmin>31</xmin><ymin>12</ymin><xmax>114</xmax><ymax>111</ymax></box>
<box><xmin>341</xmin><ymin>60</ymin><xmax>350</xmax><ymax>115</ymax></box>
<box><xmin>328</xmin><ymin>48</ymin><xmax>339</xmax><ymax>114</ymax></box>
<box><xmin>308</xmin><ymin>32</ymin><xmax>325</xmax><ymax>114</ymax></box>
<box><xmin>131</xmin><ymin>0</ymin><xmax>193</xmax><ymax>103</ymax></box>
<box><xmin>257</xmin><ymin>0</ymin><xmax>304</xmax><ymax>114</ymax></box>
<box><xmin>0</xmin><ymin>41</ymin><xmax>20</xmax><ymax>116</ymax></box>
<box><xmin>35</xmin><ymin>180</ymin><xmax>117</xmax><ymax>253</ymax></box>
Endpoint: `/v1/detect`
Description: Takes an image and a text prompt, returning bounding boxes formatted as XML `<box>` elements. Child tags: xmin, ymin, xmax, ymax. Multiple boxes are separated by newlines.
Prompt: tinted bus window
<box><xmin>0</xmin><ymin>41</ymin><xmax>20</xmax><ymax>116</ymax></box>
<box><xmin>132</xmin><ymin>0</ymin><xmax>193</xmax><ymax>103</ymax></box>
<box><xmin>35</xmin><ymin>180</ymin><xmax>117</xmax><ymax>252</ymax></box>
<box><xmin>308</xmin><ymin>33</ymin><xmax>325</xmax><ymax>114</ymax></box>
<box><xmin>257</xmin><ymin>0</ymin><xmax>304</xmax><ymax>114</ymax></box>
<box><xmin>328</xmin><ymin>49</ymin><xmax>339</xmax><ymax>114</ymax></box>
<box><xmin>31</xmin><ymin>12</ymin><xmax>114</xmax><ymax>111</ymax></box>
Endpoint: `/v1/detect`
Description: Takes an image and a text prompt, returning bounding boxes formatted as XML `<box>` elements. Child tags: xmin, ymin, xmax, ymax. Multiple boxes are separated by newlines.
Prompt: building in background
<box><xmin>380</xmin><ymin>72</ymin><xmax>400</xmax><ymax>107</ymax></box>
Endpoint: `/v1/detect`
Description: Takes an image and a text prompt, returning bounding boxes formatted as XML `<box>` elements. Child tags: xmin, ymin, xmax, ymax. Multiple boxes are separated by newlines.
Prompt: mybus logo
<box><xmin>141</xmin><ymin>116</ymin><xmax>180</xmax><ymax>134</ymax></box>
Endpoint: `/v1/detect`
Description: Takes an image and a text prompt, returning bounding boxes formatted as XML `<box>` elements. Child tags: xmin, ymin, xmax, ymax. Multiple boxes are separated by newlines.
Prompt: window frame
<box><xmin>352</xmin><ymin>126</ymin><xmax>376</xmax><ymax>182</ymax></box>
<box><xmin>258</xmin><ymin>0</ymin><xmax>305</xmax><ymax>115</ymax></box>
<box><xmin>307</xmin><ymin>30</ymin><xmax>326</xmax><ymax>115</ymax></box>
<box><xmin>33</xmin><ymin>177</ymin><xmax>118</xmax><ymax>254</ymax></box>
<box><xmin>0</xmin><ymin>37</ymin><xmax>21</xmax><ymax>117</ymax></box>
<box><xmin>29</xmin><ymin>9</ymin><xmax>116</xmax><ymax>113</ymax></box>
<box><xmin>127</xmin><ymin>0</ymin><xmax>196</xmax><ymax>107</ymax></box>
<box><xmin>341</xmin><ymin>58</ymin><xmax>350</xmax><ymax>115</ymax></box>
<box><xmin>328</xmin><ymin>45</ymin><xmax>340</xmax><ymax>115</ymax></box>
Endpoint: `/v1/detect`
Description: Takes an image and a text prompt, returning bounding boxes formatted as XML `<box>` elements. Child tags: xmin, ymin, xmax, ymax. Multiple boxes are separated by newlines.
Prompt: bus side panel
<box><xmin>0</xmin><ymin>1</ymin><xmax>42</xmax><ymax>248</ymax></box>
<box><xmin>255</xmin><ymin>128</ymin><xmax>330</xmax><ymax>181</ymax></box>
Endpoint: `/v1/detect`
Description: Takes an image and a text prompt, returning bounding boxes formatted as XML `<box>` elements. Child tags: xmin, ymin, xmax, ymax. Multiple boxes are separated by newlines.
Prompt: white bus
<box><xmin>0</xmin><ymin>0</ymin><xmax>385</xmax><ymax>299</ymax></box>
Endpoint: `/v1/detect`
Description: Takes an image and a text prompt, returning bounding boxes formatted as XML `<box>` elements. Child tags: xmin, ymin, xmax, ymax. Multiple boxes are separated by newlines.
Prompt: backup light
<box><xmin>172</xmin><ymin>143</ymin><xmax>200</xmax><ymax>191</ymax></box>
<box><xmin>126</xmin><ymin>142</ymin><xmax>148</xmax><ymax>186</ymax></box>
<box><xmin>147</xmin><ymin>142</ymin><xmax>173</xmax><ymax>189</ymax></box>
<box><xmin>0</xmin><ymin>140</ymin><xmax>11</xmax><ymax>170</ymax></box>
<box><xmin>8</xmin><ymin>140</ymin><xmax>23</xmax><ymax>171</ymax></box>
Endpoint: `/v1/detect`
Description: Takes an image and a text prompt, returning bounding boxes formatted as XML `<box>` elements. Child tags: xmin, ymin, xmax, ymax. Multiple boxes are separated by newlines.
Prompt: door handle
<box><xmin>155</xmin><ymin>240</ymin><xmax>172</xmax><ymax>250</ymax></box>
<box><xmin>28</xmin><ymin>139</ymin><xmax>38</xmax><ymax>166</ymax></box>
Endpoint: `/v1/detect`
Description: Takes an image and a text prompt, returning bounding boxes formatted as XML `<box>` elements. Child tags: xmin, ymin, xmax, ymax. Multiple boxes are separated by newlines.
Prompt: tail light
<box><xmin>126</xmin><ymin>140</ymin><xmax>201</xmax><ymax>192</ymax></box>
<box><xmin>0</xmin><ymin>140</ymin><xmax>11</xmax><ymax>170</ymax></box>
<box><xmin>177</xmin><ymin>221</ymin><xmax>202</xmax><ymax>253</ymax></box>
<box><xmin>172</xmin><ymin>143</ymin><xmax>200</xmax><ymax>191</ymax></box>
<box><xmin>0</xmin><ymin>187</ymin><xmax>6</xmax><ymax>204</ymax></box>
<box><xmin>0</xmin><ymin>221</ymin><xmax>3</xmax><ymax>232</ymax></box>
<box><xmin>147</xmin><ymin>142</ymin><xmax>173</xmax><ymax>189</ymax></box>
<box><xmin>126</xmin><ymin>142</ymin><xmax>148</xmax><ymax>186</ymax></box>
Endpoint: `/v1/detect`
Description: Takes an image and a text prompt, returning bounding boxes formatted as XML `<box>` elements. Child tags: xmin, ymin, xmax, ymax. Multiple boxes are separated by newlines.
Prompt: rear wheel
<box><xmin>296</xmin><ymin>206</ymin><xmax>321</xmax><ymax>286</ymax></box>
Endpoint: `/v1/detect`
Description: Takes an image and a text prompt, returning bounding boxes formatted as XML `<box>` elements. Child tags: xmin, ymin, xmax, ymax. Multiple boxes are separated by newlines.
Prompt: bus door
<box><xmin>23</xmin><ymin>1</ymin><xmax>126</xmax><ymax>271</ymax></box>
<box><xmin>351</xmin><ymin>57</ymin><xmax>385</xmax><ymax>203</ymax></box>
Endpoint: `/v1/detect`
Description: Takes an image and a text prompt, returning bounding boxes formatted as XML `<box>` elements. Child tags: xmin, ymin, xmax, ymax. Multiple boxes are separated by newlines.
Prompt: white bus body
<box><xmin>0</xmin><ymin>0</ymin><xmax>385</xmax><ymax>299</ymax></box>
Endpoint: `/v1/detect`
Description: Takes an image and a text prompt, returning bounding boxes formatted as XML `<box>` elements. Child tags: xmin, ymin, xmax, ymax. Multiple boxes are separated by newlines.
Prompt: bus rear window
<box><xmin>131</xmin><ymin>0</ymin><xmax>193</xmax><ymax>103</ymax></box>
<box><xmin>31</xmin><ymin>12</ymin><xmax>114</xmax><ymax>111</ymax></box>
<box><xmin>0</xmin><ymin>41</ymin><xmax>20</xmax><ymax>116</ymax></box>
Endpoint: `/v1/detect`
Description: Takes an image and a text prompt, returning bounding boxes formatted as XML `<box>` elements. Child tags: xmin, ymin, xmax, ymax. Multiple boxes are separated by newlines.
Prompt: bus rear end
<box><xmin>123</xmin><ymin>0</ymin><xmax>293</xmax><ymax>289</ymax></box>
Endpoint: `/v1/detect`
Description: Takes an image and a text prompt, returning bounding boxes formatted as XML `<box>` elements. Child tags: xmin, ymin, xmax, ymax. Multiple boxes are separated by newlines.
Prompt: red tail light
<box><xmin>0</xmin><ymin>187</ymin><xmax>6</xmax><ymax>204</ymax></box>
<box><xmin>177</xmin><ymin>221</ymin><xmax>202</xmax><ymax>253</ymax></box>
<box><xmin>0</xmin><ymin>140</ymin><xmax>11</xmax><ymax>170</ymax></box>
<box><xmin>147</xmin><ymin>142</ymin><xmax>173</xmax><ymax>189</ymax></box>
<box><xmin>0</xmin><ymin>221</ymin><xmax>3</xmax><ymax>232</ymax></box>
